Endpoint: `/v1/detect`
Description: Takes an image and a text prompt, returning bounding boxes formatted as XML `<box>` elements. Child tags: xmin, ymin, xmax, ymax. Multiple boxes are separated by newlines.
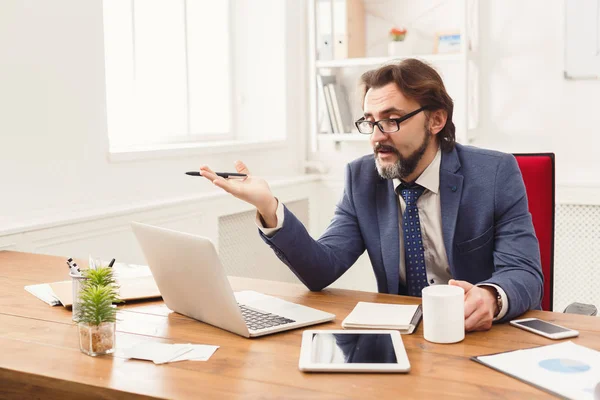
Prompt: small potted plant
<box><xmin>390</xmin><ymin>27</ymin><xmax>407</xmax><ymax>42</ymax></box>
<box><xmin>388</xmin><ymin>27</ymin><xmax>413</xmax><ymax>57</ymax></box>
<box><xmin>75</xmin><ymin>266</ymin><xmax>121</xmax><ymax>356</ymax></box>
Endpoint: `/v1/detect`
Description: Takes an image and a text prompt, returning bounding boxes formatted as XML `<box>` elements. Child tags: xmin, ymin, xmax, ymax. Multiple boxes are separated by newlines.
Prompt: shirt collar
<box><xmin>393</xmin><ymin>148</ymin><xmax>441</xmax><ymax>195</ymax></box>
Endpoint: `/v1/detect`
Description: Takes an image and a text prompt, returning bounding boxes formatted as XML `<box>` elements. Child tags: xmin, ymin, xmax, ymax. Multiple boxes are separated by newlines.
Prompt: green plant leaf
<box><xmin>75</xmin><ymin>267</ymin><xmax>121</xmax><ymax>325</ymax></box>
<box><xmin>82</xmin><ymin>267</ymin><xmax>118</xmax><ymax>287</ymax></box>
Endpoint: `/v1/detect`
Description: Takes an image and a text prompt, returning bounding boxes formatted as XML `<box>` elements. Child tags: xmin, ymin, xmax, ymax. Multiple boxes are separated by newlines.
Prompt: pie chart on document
<box><xmin>538</xmin><ymin>358</ymin><xmax>591</xmax><ymax>373</ymax></box>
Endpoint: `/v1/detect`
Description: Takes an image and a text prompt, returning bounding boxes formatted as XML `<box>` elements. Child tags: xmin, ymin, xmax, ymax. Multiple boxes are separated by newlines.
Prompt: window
<box><xmin>103</xmin><ymin>0</ymin><xmax>232</xmax><ymax>149</ymax></box>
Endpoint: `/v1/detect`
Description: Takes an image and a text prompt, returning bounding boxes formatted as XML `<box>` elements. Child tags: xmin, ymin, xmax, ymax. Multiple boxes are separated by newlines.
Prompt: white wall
<box><xmin>0</xmin><ymin>0</ymin><xmax>307</xmax><ymax>232</ymax></box>
<box><xmin>475</xmin><ymin>0</ymin><xmax>600</xmax><ymax>190</ymax></box>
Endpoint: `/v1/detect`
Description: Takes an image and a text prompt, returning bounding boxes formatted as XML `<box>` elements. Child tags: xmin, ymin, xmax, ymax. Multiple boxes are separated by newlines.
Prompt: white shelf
<box><xmin>317</xmin><ymin>133</ymin><xmax>368</xmax><ymax>142</ymax></box>
<box><xmin>315</xmin><ymin>53</ymin><xmax>464</xmax><ymax>69</ymax></box>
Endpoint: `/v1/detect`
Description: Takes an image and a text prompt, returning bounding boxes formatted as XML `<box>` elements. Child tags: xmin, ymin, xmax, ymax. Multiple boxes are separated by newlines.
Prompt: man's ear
<box><xmin>428</xmin><ymin>109</ymin><xmax>448</xmax><ymax>136</ymax></box>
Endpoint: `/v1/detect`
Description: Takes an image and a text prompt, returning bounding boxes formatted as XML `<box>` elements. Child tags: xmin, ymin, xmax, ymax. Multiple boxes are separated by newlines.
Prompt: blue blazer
<box><xmin>261</xmin><ymin>144</ymin><xmax>543</xmax><ymax>321</ymax></box>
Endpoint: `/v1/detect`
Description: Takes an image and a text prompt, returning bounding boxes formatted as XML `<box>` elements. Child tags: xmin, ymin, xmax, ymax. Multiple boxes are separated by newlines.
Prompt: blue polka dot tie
<box><xmin>397</xmin><ymin>184</ymin><xmax>429</xmax><ymax>297</ymax></box>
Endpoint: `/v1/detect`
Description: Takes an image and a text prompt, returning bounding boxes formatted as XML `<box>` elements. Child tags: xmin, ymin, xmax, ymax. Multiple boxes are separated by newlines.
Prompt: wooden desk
<box><xmin>1</xmin><ymin>251</ymin><xmax>599</xmax><ymax>399</ymax></box>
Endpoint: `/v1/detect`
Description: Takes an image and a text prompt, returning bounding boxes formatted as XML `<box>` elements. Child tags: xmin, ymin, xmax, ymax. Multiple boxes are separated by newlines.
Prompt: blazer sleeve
<box><xmin>479</xmin><ymin>154</ymin><xmax>544</xmax><ymax>321</ymax></box>
<box><xmin>258</xmin><ymin>163</ymin><xmax>366</xmax><ymax>291</ymax></box>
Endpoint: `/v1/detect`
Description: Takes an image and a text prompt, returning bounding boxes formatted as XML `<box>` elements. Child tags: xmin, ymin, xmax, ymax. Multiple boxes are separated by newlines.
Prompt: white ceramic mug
<box><xmin>422</xmin><ymin>285</ymin><xmax>465</xmax><ymax>344</ymax></box>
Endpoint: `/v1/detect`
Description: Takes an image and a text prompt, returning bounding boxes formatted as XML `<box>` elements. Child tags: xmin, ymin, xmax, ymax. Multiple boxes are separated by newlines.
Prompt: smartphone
<box><xmin>510</xmin><ymin>318</ymin><xmax>579</xmax><ymax>340</ymax></box>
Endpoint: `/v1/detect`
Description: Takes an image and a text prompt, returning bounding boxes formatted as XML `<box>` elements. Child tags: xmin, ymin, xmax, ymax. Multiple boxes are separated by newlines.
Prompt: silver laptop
<box><xmin>131</xmin><ymin>222</ymin><xmax>335</xmax><ymax>338</ymax></box>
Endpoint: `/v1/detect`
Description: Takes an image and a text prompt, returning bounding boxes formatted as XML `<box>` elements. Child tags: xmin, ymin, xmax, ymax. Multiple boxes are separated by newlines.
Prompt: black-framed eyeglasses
<box><xmin>355</xmin><ymin>106</ymin><xmax>428</xmax><ymax>135</ymax></box>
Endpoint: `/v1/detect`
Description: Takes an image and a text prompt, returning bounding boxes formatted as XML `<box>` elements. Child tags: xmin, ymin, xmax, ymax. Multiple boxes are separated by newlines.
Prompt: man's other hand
<box><xmin>449</xmin><ymin>279</ymin><xmax>498</xmax><ymax>332</ymax></box>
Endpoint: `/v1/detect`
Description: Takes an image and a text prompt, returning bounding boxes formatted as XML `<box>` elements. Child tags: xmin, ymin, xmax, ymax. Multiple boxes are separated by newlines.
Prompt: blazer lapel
<box><xmin>440</xmin><ymin>147</ymin><xmax>463</xmax><ymax>274</ymax></box>
<box><xmin>376</xmin><ymin>179</ymin><xmax>400</xmax><ymax>294</ymax></box>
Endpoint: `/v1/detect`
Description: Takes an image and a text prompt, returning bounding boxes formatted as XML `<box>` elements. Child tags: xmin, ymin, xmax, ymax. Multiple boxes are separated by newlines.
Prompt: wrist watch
<box><xmin>494</xmin><ymin>291</ymin><xmax>503</xmax><ymax>317</ymax></box>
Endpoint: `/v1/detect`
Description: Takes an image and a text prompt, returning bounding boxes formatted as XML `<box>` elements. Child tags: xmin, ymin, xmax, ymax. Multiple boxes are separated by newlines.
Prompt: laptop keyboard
<box><xmin>238</xmin><ymin>304</ymin><xmax>295</xmax><ymax>331</ymax></box>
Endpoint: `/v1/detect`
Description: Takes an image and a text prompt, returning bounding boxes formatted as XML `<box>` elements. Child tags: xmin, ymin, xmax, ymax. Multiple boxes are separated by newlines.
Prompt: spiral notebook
<box><xmin>341</xmin><ymin>302</ymin><xmax>423</xmax><ymax>334</ymax></box>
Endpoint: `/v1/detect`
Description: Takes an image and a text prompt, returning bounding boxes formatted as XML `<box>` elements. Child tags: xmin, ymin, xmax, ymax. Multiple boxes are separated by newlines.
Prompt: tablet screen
<box><xmin>310</xmin><ymin>333</ymin><xmax>398</xmax><ymax>364</ymax></box>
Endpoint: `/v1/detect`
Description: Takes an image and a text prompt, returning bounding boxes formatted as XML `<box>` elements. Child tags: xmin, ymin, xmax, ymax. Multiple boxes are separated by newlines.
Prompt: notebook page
<box><xmin>343</xmin><ymin>302</ymin><xmax>419</xmax><ymax>328</ymax></box>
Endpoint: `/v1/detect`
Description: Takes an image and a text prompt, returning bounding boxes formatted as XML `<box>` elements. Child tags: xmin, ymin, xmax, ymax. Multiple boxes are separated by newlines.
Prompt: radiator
<box><xmin>218</xmin><ymin>199</ymin><xmax>309</xmax><ymax>283</ymax></box>
<box><xmin>554</xmin><ymin>204</ymin><xmax>600</xmax><ymax>313</ymax></box>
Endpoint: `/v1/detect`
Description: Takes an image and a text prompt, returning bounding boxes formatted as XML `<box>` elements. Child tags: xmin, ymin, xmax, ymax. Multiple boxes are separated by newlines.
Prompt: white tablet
<box><xmin>298</xmin><ymin>330</ymin><xmax>410</xmax><ymax>373</ymax></box>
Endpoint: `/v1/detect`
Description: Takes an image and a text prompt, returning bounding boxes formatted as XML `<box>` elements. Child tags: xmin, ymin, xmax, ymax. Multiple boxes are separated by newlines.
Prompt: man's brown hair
<box><xmin>359</xmin><ymin>58</ymin><xmax>456</xmax><ymax>152</ymax></box>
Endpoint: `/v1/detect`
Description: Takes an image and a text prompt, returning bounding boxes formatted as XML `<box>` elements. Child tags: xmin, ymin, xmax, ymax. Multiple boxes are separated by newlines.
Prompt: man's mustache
<box><xmin>374</xmin><ymin>144</ymin><xmax>399</xmax><ymax>155</ymax></box>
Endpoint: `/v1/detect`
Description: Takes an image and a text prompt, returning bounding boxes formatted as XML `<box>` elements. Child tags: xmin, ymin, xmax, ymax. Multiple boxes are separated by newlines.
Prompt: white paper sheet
<box><xmin>476</xmin><ymin>341</ymin><xmax>600</xmax><ymax>399</ymax></box>
<box><xmin>24</xmin><ymin>284</ymin><xmax>61</xmax><ymax>306</ymax></box>
<box><xmin>169</xmin><ymin>345</ymin><xmax>220</xmax><ymax>362</ymax></box>
<box><xmin>111</xmin><ymin>262</ymin><xmax>153</xmax><ymax>279</ymax></box>
<box><xmin>121</xmin><ymin>343</ymin><xmax>220</xmax><ymax>364</ymax></box>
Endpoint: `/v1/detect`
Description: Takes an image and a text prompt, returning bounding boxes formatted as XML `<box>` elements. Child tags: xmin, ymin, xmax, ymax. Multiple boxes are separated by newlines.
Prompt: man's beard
<box><xmin>374</xmin><ymin>129</ymin><xmax>431</xmax><ymax>180</ymax></box>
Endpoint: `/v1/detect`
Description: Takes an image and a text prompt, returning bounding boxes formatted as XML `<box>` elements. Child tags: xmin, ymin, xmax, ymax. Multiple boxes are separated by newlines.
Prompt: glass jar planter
<box><xmin>78</xmin><ymin>321</ymin><xmax>116</xmax><ymax>356</ymax></box>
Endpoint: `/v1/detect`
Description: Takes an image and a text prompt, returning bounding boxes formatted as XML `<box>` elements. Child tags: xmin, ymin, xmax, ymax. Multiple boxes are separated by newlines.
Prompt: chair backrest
<box><xmin>513</xmin><ymin>153</ymin><xmax>555</xmax><ymax>311</ymax></box>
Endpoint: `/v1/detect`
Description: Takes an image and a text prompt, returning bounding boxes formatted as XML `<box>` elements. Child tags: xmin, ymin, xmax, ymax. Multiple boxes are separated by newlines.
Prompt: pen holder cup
<box><xmin>78</xmin><ymin>321</ymin><xmax>116</xmax><ymax>356</ymax></box>
<box><xmin>70</xmin><ymin>273</ymin><xmax>89</xmax><ymax>322</ymax></box>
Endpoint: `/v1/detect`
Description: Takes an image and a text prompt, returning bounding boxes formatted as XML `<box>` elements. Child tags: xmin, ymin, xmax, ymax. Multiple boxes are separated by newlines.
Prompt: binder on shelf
<box><xmin>318</xmin><ymin>74</ymin><xmax>354</xmax><ymax>133</ymax></box>
<box><xmin>316</xmin><ymin>0</ymin><xmax>365</xmax><ymax>61</ymax></box>
<box><xmin>316</xmin><ymin>0</ymin><xmax>333</xmax><ymax>61</ymax></box>
<box><xmin>327</xmin><ymin>85</ymin><xmax>344</xmax><ymax>133</ymax></box>
<box><xmin>316</xmin><ymin>74</ymin><xmax>333</xmax><ymax>133</ymax></box>
<box><xmin>322</xmin><ymin>85</ymin><xmax>339</xmax><ymax>133</ymax></box>
<box><xmin>329</xmin><ymin>83</ymin><xmax>354</xmax><ymax>133</ymax></box>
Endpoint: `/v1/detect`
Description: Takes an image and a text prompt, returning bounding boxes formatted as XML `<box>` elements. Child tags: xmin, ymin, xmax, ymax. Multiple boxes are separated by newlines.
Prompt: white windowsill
<box><xmin>108</xmin><ymin>139</ymin><xmax>287</xmax><ymax>162</ymax></box>
<box><xmin>0</xmin><ymin>175</ymin><xmax>321</xmax><ymax>236</ymax></box>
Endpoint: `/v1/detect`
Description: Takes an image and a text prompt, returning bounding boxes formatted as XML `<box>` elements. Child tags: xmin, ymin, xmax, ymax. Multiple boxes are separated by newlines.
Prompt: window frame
<box><xmin>103</xmin><ymin>0</ymin><xmax>237</xmax><ymax>154</ymax></box>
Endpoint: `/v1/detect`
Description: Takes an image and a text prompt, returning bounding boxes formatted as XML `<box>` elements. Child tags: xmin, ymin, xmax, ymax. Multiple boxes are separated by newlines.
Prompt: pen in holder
<box><xmin>70</xmin><ymin>272</ymin><xmax>89</xmax><ymax>322</ymax></box>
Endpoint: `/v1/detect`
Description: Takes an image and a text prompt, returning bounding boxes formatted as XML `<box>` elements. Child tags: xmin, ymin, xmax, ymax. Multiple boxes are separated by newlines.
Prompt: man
<box><xmin>199</xmin><ymin>58</ymin><xmax>543</xmax><ymax>332</ymax></box>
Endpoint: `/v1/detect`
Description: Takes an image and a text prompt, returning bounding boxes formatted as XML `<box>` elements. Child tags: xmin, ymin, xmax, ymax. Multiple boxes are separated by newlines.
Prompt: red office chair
<box><xmin>513</xmin><ymin>153</ymin><xmax>555</xmax><ymax>311</ymax></box>
<box><xmin>514</xmin><ymin>153</ymin><xmax>597</xmax><ymax>315</ymax></box>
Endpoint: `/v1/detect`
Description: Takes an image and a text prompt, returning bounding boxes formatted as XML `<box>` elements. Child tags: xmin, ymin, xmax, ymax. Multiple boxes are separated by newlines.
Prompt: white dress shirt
<box><xmin>257</xmin><ymin>148</ymin><xmax>508</xmax><ymax>320</ymax></box>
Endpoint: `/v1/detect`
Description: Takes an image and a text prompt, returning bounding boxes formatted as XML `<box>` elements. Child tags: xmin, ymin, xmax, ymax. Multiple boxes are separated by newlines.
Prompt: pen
<box><xmin>108</xmin><ymin>258</ymin><xmax>116</xmax><ymax>268</ymax></box>
<box><xmin>69</xmin><ymin>263</ymin><xmax>82</xmax><ymax>277</ymax></box>
<box><xmin>67</xmin><ymin>259</ymin><xmax>77</xmax><ymax>275</ymax></box>
<box><xmin>185</xmin><ymin>171</ymin><xmax>247</xmax><ymax>179</ymax></box>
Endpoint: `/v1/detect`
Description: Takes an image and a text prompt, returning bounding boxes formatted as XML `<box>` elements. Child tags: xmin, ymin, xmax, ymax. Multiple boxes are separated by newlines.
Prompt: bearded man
<box><xmin>198</xmin><ymin>59</ymin><xmax>543</xmax><ymax>332</ymax></box>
